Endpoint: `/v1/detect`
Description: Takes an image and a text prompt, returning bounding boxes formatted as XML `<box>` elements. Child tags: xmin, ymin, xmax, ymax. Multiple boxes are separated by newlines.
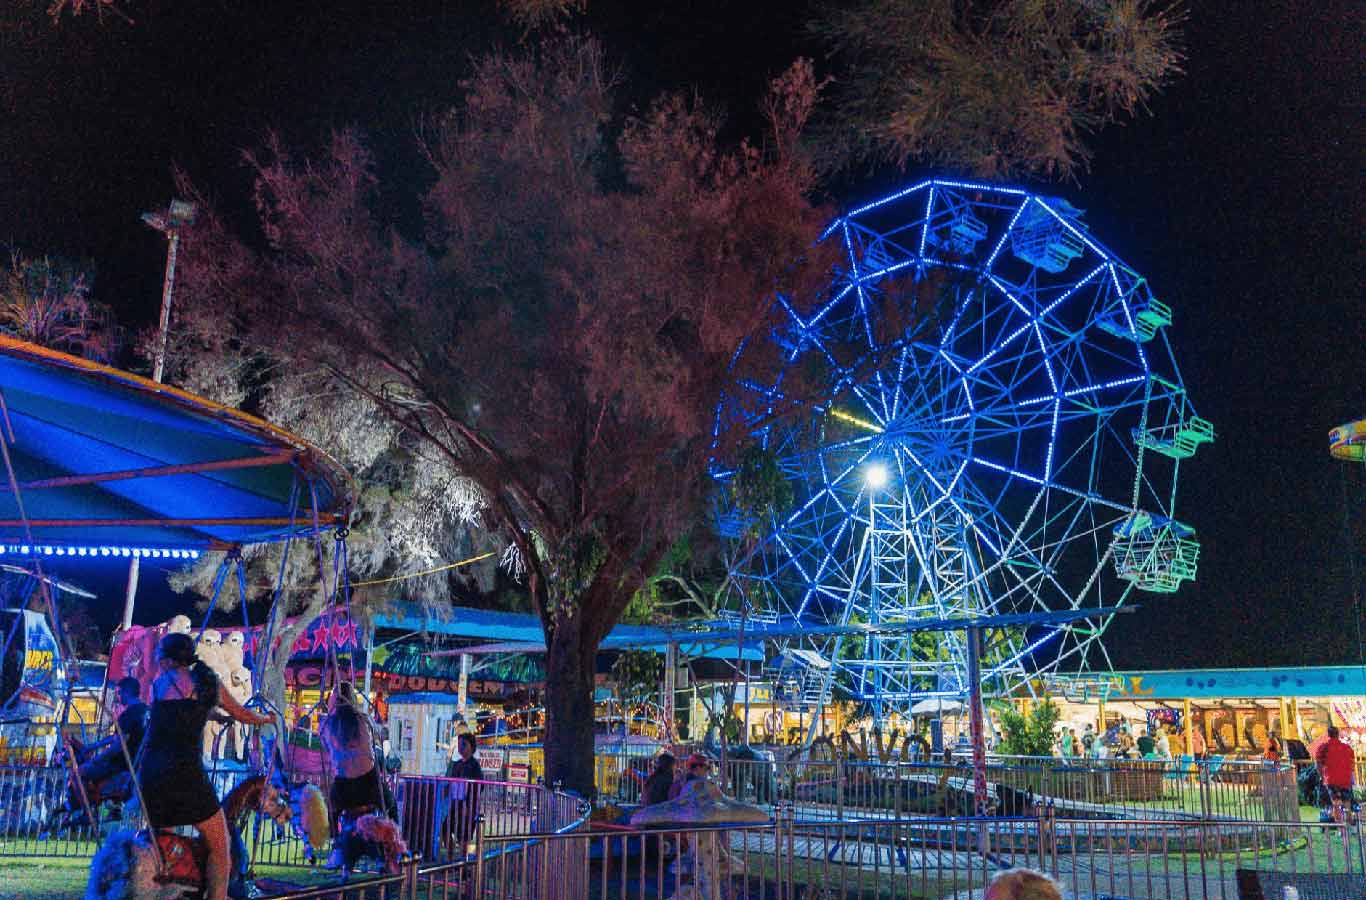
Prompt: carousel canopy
<box><xmin>0</xmin><ymin>337</ymin><xmax>351</xmax><ymax>551</ymax></box>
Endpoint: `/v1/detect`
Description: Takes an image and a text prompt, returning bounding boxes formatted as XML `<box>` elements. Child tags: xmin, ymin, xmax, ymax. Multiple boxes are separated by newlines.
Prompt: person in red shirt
<box><xmin>1315</xmin><ymin>726</ymin><xmax>1356</xmax><ymax>813</ymax></box>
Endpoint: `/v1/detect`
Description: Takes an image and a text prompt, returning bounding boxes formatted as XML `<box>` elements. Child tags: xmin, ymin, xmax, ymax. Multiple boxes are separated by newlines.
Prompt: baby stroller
<box><xmin>1301</xmin><ymin>767</ymin><xmax>1360</xmax><ymax>823</ymax></box>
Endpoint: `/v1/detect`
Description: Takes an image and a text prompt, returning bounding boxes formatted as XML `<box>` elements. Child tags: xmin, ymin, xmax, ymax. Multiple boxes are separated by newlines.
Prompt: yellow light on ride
<box><xmin>828</xmin><ymin>408</ymin><xmax>882</xmax><ymax>432</ymax></box>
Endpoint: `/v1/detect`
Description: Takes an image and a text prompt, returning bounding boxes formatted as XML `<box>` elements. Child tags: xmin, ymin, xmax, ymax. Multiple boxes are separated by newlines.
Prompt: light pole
<box><xmin>118</xmin><ymin>199</ymin><xmax>198</xmax><ymax>631</ymax></box>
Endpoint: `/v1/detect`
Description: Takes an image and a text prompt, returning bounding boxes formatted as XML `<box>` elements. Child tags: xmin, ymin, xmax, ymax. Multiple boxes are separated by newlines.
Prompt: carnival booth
<box><xmin>386</xmin><ymin>692</ymin><xmax>462</xmax><ymax>777</ymax></box>
<box><xmin>1049</xmin><ymin>666</ymin><xmax>1366</xmax><ymax>758</ymax></box>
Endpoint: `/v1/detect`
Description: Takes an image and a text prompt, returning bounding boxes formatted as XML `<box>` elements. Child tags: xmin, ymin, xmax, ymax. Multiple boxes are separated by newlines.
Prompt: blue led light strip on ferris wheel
<box><xmin>0</xmin><ymin>544</ymin><xmax>202</xmax><ymax>560</ymax></box>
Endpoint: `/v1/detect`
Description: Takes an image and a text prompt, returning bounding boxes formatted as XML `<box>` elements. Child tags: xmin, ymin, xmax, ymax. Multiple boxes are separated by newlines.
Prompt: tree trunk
<box><xmin>259</xmin><ymin>591</ymin><xmax>327</xmax><ymax>718</ymax></box>
<box><xmin>542</xmin><ymin>617</ymin><xmax>599</xmax><ymax>797</ymax></box>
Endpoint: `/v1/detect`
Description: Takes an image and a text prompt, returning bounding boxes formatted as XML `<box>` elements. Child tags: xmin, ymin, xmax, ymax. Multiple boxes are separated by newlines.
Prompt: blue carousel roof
<box><xmin>0</xmin><ymin>337</ymin><xmax>351</xmax><ymax>551</ymax></box>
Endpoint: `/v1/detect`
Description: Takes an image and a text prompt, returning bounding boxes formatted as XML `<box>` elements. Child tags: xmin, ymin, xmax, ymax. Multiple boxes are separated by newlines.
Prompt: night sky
<box><xmin>0</xmin><ymin>1</ymin><xmax>1361</xmax><ymax>669</ymax></box>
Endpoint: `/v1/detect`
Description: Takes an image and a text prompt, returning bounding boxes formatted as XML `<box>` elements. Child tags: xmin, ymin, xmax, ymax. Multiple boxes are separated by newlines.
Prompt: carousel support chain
<box><xmin>305</xmin><ymin>477</ymin><xmax>344</xmax><ymax>694</ymax></box>
<box><xmin>58</xmin><ymin>727</ymin><xmax>100</xmax><ymax>835</ymax></box>
<box><xmin>236</xmin><ymin>556</ymin><xmax>252</xmax><ymax>631</ymax></box>
<box><xmin>335</xmin><ymin>529</ymin><xmax>356</xmax><ymax>687</ymax></box>
<box><xmin>196</xmin><ymin>551</ymin><xmax>240</xmax><ymax>644</ymax></box>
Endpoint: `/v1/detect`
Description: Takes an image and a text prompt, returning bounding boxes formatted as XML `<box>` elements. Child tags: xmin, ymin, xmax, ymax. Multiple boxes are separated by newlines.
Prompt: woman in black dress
<box><xmin>139</xmin><ymin>632</ymin><xmax>271</xmax><ymax>900</ymax></box>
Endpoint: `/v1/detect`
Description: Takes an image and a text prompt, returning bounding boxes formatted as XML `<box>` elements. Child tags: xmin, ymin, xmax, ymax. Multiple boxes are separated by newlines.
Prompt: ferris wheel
<box><xmin>713</xmin><ymin>179</ymin><xmax>1213</xmax><ymax>722</ymax></box>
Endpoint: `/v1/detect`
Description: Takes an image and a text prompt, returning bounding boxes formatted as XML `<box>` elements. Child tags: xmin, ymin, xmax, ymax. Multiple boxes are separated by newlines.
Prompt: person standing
<box><xmin>1263</xmin><ymin>730</ymin><xmax>1283</xmax><ymax>763</ymax></box>
<box><xmin>1116</xmin><ymin>725</ymin><xmax>1136</xmax><ymax>759</ymax></box>
<box><xmin>437</xmin><ymin>715</ymin><xmax>472</xmax><ymax>770</ymax></box>
<box><xmin>1136</xmin><ymin>728</ymin><xmax>1157</xmax><ymax>758</ymax></box>
<box><xmin>1190</xmin><ymin>726</ymin><xmax>1207</xmax><ymax>761</ymax></box>
<box><xmin>1156</xmin><ymin>728</ymin><xmax>1172</xmax><ymax>760</ymax></box>
<box><xmin>139</xmin><ymin>633</ymin><xmax>271</xmax><ymax>900</ymax></box>
<box><xmin>1059</xmin><ymin>728</ymin><xmax>1074</xmax><ymax>758</ymax></box>
<box><xmin>641</xmin><ymin>752</ymin><xmax>676</xmax><ymax>806</ymax></box>
<box><xmin>444</xmin><ymin>733</ymin><xmax>483</xmax><ymax>857</ymax></box>
<box><xmin>1315</xmin><ymin>726</ymin><xmax>1355</xmax><ymax>813</ymax></box>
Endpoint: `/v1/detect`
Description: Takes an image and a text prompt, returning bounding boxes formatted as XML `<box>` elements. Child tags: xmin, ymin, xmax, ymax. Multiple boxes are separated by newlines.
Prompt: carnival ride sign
<box><xmin>0</xmin><ymin>609</ymin><xmax>63</xmax><ymax>715</ymax></box>
<box><xmin>0</xmin><ymin>609</ymin><xmax>65</xmax><ymax>764</ymax></box>
<box><xmin>476</xmin><ymin>747</ymin><xmax>506</xmax><ymax>778</ymax></box>
<box><xmin>506</xmin><ymin>747</ymin><xmax>531</xmax><ymax>783</ymax></box>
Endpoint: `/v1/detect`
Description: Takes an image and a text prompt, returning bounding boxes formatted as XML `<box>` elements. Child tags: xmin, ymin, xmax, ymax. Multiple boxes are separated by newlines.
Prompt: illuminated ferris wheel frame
<box><xmin>714</xmin><ymin>179</ymin><xmax>1214</xmax><ymax>721</ymax></box>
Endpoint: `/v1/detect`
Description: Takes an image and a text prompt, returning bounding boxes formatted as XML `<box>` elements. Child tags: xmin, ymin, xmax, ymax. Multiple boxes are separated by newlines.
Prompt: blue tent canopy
<box><xmin>0</xmin><ymin>337</ymin><xmax>351</xmax><ymax>551</ymax></box>
<box><xmin>375</xmin><ymin>604</ymin><xmax>764</xmax><ymax>662</ymax></box>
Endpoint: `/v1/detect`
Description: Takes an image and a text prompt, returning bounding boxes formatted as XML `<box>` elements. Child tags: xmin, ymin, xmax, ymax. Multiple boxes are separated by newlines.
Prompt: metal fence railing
<box><xmin>0</xmin><ymin>762</ymin><xmax>320</xmax><ymax>862</ymax></box>
<box><xmin>594</xmin><ymin>751</ymin><xmax>1302</xmax><ymax>824</ymax></box>
<box><xmin>464</xmin><ymin>807</ymin><xmax>1366</xmax><ymax>900</ymax></box>
<box><xmin>392</xmin><ymin>775</ymin><xmax>585</xmax><ymax>867</ymax></box>
<box><xmin>0</xmin><ymin>763</ymin><xmax>589</xmax><ymax>884</ymax></box>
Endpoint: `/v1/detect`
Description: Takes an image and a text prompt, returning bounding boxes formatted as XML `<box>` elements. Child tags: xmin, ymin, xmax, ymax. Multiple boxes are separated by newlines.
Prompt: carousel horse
<box><xmin>333</xmin><ymin>808</ymin><xmax>408</xmax><ymax>876</ymax></box>
<box><xmin>85</xmin><ymin>774</ymin><xmax>292</xmax><ymax>900</ymax></box>
<box><xmin>47</xmin><ymin>735</ymin><xmax>136</xmax><ymax>832</ymax></box>
<box><xmin>274</xmin><ymin>776</ymin><xmax>330</xmax><ymax>864</ymax></box>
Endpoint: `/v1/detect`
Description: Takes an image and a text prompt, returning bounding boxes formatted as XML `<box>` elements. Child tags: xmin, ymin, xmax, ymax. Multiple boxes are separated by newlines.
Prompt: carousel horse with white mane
<box><xmin>85</xmin><ymin>774</ymin><xmax>293</xmax><ymax>900</ymax></box>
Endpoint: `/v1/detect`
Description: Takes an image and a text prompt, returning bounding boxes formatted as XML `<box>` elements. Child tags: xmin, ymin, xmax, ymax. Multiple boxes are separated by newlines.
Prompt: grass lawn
<box><xmin>0</xmin><ymin>856</ymin><xmax>89</xmax><ymax>899</ymax></box>
<box><xmin>0</xmin><ymin>854</ymin><xmax>386</xmax><ymax>899</ymax></box>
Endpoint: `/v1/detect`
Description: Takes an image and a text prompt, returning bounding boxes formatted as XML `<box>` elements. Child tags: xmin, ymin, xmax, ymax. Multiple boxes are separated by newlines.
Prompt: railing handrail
<box><xmin>476</xmin><ymin>811</ymin><xmax>1360</xmax><ymax>844</ymax></box>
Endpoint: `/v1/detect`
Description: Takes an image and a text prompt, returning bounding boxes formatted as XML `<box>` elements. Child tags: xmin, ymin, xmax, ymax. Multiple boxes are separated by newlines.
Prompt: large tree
<box><xmin>170</xmin><ymin>36</ymin><xmax>832</xmax><ymax>793</ymax></box>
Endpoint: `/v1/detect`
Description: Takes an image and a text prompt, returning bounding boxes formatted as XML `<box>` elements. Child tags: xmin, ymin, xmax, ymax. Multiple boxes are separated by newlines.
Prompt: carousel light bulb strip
<box><xmin>0</xmin><ymin>543</ymin><xmax>201</xmax><ymax>559</ymax></box>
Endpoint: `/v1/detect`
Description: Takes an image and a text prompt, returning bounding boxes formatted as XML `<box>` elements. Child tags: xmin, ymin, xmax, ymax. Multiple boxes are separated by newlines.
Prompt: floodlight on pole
<box><xmin>864</xmin><ymin>462</ymin><xmax>890</xmax><ymax>490</ymax></box>
<box><xmin>121</xmin><ymin>198</ymin><xmax>198</xmax><ymax>632</ymax></box>
<box><xmin>142</xmin><ymin>198</ymin><xmax>197</xmax><ymax>385</ymax></box>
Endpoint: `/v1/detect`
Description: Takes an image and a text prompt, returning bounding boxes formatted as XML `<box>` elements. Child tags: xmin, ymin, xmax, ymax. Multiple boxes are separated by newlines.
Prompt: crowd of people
<box><xmin>1050</xmin><ymin>720</ymin><xmax>1297</xmax><ymax>763</ymax></box>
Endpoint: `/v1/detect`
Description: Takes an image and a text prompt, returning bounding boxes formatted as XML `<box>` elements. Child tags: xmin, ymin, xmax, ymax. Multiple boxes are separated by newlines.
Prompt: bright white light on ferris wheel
<box><xmin>864</xmin><ymin>462</ymin><xmax>890</xmax><ymax>490</ymax></box>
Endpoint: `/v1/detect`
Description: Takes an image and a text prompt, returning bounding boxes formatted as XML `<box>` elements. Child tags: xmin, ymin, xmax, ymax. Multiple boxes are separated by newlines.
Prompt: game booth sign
<box><xmin>0</xmin><ymin>609</ymin><xmax>66</xmax><ymax>764</ymax></box>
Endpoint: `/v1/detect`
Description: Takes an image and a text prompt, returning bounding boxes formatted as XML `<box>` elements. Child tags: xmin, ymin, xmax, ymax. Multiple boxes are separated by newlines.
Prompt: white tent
<box><xmin>909</xmin><ymin>698</ymin><xmax>964</xmax><ymax>716</ymax></box>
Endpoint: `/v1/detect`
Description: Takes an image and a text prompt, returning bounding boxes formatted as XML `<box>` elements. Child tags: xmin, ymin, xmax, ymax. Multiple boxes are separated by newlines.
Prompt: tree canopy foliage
<box><xmin>811</xmin><ymin>0</ymin><xmax>1184</xmax><ymax>179</ymax></box>
<box><xmin>0</xmin><ymin>251</ymin><xmax>116</xmax><ymax>361</ymax></box>
<box><xmin>170</xmin><ymin>36</ymin><xmax>832</xmax><ymax>791</ymax></box>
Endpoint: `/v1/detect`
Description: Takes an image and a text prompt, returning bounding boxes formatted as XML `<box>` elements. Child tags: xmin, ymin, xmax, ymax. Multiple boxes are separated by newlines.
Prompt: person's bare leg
<box><xmin>195</xmin><ymin>809</ymin><xmax>232</xmax><ymax>900</ymax></box>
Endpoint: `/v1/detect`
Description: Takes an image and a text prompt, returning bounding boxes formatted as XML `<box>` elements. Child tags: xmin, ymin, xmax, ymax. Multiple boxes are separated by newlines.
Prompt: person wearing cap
<box><xmin>668</xmin><ymin>753</ymin><xmax>712</xmax><ymax>801</ymax></box>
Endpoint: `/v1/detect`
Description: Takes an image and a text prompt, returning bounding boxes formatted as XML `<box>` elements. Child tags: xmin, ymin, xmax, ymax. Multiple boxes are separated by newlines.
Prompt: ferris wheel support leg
<box><xmin>801</xmin><ymin>633</ymin><xmax>842</xmax><ymax>752</ymax></box>
<box><xmin>967</xmin><ymin>626</ymin><xmax>989</xmax><ymax>819</ymax></box>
